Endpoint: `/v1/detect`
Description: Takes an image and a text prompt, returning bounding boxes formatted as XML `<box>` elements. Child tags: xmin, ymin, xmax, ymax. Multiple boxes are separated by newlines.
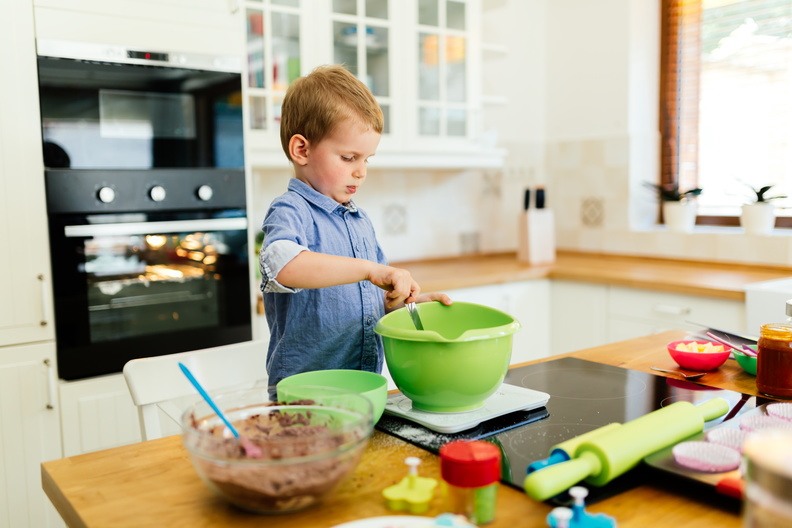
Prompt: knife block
<box><xmin>517</xmin><ymin>209</ymin><xmax>556</xmax><ymax>265</ymax></box>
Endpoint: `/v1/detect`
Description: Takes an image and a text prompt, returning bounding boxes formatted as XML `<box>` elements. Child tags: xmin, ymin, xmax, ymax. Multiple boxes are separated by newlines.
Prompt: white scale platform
<box><xmin>383</xmin><ymin>384</ymin><xmax>550</xmax><ymax>434</ymax></box>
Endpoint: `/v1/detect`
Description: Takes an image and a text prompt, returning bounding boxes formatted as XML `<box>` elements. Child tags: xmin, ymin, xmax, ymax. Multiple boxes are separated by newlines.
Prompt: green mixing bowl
<box><xmin>375</xmin><ymin>301</ymin><xmax>521</xmax><ymax>413</ymax></box>
<box><xmin>277</xmin><ymin>369</ymin><xmax>388</xmax><ymax>424</ymax></box>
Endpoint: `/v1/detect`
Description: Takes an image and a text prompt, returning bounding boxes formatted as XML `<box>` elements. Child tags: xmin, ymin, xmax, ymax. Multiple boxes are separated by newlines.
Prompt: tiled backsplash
<box><xmin>252</xmin><ymin>137</ymin><xmax>792</xmax><ymax>267</ymax></box>
<box><xmin>251</xmin><ymin>165</ymin><xmax>532</xmax><ymax>263</ymax></box>
<box><xmin>547</xmin><ymin>137</ymin><xmax>792</xmax><ymax>266</ymax></box>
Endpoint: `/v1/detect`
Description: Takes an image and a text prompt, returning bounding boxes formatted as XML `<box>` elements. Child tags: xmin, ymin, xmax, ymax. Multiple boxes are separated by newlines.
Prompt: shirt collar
<box><xmin>288</xmin><ymin>178</ymin><xmax>359</xmax><ymax>214</ymax></box>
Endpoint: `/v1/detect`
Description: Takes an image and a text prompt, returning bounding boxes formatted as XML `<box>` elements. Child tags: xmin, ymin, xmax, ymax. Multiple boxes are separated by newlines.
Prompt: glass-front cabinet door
<box><xmin>243</xmin><ymin>0</ymin><xmax>494</xmax><ymax>168</ymax></box>
<box><xmin>330</xmin><ymin>0</ymin><xmax>392</xmax><ymax>136</ymax></box>
<box><xmin>244</xmin><ymin>0</ymin><xmax>304</xmax><ymax>161</ymax></box>
<box><xmin>415</xmin><ymin>0</ymin><xmax>474</xmax><ymax>143</ymax></box>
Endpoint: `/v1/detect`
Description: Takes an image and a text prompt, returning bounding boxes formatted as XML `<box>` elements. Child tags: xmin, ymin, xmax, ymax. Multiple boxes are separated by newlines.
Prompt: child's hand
<box><xmin>416</xmin><ymin>292</ymin><xmax>453</xmax><ymax>306</ymax></box>
<box><xmin>368</xmin><ymin>265</ymin><xmax>420</xmax><ymax>309</ymax></box>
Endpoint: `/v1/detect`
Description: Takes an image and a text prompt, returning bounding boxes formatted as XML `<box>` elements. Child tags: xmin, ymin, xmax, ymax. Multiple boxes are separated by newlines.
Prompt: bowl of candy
<box><xmin>667</xmin><ymin>340</ymin><xmax>731</xmax><ymax>371</ymax></box>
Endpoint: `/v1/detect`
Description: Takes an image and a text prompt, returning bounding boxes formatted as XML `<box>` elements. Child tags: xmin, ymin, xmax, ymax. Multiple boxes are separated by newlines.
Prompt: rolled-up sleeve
<box><xmin>259</xmin><ymin>239</ymin><xmax>308</xmax><ymax>293</ymax></box>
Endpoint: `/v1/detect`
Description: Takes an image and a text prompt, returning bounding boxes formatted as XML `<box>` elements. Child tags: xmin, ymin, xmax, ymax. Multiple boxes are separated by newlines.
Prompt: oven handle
<box><xmin>63</xmin><ymin>217</ymin><xmax>248</xmax><ymax>237</ymax></box>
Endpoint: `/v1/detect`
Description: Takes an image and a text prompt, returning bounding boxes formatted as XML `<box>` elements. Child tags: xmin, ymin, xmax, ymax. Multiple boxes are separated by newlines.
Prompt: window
<box><xmin>661</xmin><ymin>0</ymin><xmax>792</xmax><ymax>227</ymax></box>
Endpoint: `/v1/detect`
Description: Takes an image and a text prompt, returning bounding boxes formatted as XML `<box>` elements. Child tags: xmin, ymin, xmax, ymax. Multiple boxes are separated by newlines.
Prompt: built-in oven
<box><xmin>38</xmin><ymin>41</ymin><xmax>252</xmax><ymax>380</ymax></box>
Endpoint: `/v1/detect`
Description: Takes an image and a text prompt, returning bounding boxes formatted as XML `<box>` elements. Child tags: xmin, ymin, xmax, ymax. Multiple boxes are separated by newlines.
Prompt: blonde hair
<box><xmin>280</xmin><ymin>65</ymin><xmax>384</xmax><ymax>159</ymax></box>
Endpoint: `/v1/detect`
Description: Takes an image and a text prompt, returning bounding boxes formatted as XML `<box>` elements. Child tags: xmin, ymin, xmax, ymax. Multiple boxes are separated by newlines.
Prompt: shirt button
<box><xmin>356</xmin><ymin>245</ymin><xmax>361</xmax><ymax>251</ymax></box>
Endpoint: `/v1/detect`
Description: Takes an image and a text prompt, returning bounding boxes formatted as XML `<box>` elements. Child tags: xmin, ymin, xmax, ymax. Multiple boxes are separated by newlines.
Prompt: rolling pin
<box><xmin>523</xmin><ymin>398</ymin><xmax>730</xmax><ymax>501</ymax></box>
<box><xmin>526</xmin><ymin>422</ymin><xmax>622</xmax><ymax>474</ymax></box>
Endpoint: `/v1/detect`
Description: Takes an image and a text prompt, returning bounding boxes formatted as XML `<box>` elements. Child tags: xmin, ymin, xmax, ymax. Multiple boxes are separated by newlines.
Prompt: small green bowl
<box><xmin>734</xmin><ymin>345</ymin><xmax>758</xmax><ymax>376</ymax></box>
<box><xmin>277</xmin><ymin>369</ymin><xmax>388</xmax><ymax>424</ymax></box>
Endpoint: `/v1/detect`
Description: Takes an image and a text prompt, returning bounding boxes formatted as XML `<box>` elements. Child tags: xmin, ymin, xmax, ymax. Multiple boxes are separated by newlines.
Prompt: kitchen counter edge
<box><xmin>392</xmin><ymin>251</ymin><xmax>792</xmax><ymax>301</ymax></box>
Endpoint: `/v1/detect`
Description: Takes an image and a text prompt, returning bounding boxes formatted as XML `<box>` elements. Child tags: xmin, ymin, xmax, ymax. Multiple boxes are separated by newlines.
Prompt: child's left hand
<box><xmin>416</xmin><ymin>292</ymin><xmax>453</xmax><ymax>306</ymax></box>
<box><xmin>385</xmin><ymin>292</ymin><xmax>453</xmax><ymax>313</ymax></box>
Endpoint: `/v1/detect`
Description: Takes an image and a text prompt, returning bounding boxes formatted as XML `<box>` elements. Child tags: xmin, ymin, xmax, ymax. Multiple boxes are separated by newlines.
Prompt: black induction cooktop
<box><xmin>375</xmin><ymin>356</ymin><xmax>758</xmax><ymax>504</ymax></box>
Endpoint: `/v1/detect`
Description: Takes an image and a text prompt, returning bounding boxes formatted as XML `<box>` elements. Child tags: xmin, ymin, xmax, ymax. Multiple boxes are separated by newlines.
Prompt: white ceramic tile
<box><xmin>602</xmin><ymin>197</ymin><xmax>627</xmax><ymax>231</ymax></box>
<box><xmin>548</xmin><ymin>141</ymin><xmax>582</xmax><ymax>171</ymax></box>
<box><xmin>603</xmin><ymin>137</ymin><xmax>630</xmax><ymax>168</ymax></box>
<box><xmin>580</xmin><ymin>140</ymin><xmax>604</xmax><ymax>166</ymax></box>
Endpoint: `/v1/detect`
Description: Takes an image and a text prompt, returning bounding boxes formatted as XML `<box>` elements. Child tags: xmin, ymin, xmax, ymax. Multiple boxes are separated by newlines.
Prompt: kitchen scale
<box><xmin>383</xmin><ymin>383</ymin><xmax>550</xmax><ymax>434</ymax></box>
<box><xmin>377</xmin><ymin>356</ymin><xmax>761</xmax><ymax>505</ymax></box>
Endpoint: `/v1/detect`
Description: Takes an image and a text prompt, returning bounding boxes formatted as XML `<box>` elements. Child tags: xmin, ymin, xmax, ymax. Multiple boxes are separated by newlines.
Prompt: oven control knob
<box><xmin>196</xmin><ymin>185</ymin><xmax>214</xmax><ymax>201</ymax></box>
<box><xmin>97</xmin><ymin>186</ymin><xmax>116</xmax><ymax>203</ymax></box>
<box><xmin>149</xmin><ymin>185</ymin><xmax>166</xmax><ymax>202</ymax></box>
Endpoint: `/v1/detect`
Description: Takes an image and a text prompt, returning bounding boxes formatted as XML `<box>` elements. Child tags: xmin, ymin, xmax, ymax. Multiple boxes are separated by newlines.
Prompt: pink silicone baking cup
<box><xmin>705</xmin><ymin>428</ymin><xmax>749</xmax><ymax>453</ymax></box>
<box><xmin>739</xmin><ymin>414</ymin><xmax>792</xmax><ymax>432</ymax></box>
<box><xmin>766</xmin><ymin>402</ymin><xmax>792</xmax><ymax>422</ymax></box>
<box><xmin>672</xmin><ymin>441</ymin><xmax>741</xmax><ymax>473</ymax></box>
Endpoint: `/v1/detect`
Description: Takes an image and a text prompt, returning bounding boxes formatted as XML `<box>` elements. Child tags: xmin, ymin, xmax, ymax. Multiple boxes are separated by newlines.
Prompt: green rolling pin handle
<box><xmin>698</xmin><ymin>397</ymin><xmax>731</xmax><ymax>421</ymax></box>
<box><xmin>524</xmin><ymin>451</ymin><xmax>602</xmax><ymax>502</ymax></box>
<box><xmin>527</xmin><ymin>423</ymin><xmax>622</xmax><ymax>475</ymax></box>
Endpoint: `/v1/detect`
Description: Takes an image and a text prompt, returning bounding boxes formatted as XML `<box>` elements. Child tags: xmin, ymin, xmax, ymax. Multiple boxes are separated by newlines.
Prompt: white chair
<box><xmin>123</xmin><ymin>340</ymin><xmax>269</xmax><ymax>440</ymax></box>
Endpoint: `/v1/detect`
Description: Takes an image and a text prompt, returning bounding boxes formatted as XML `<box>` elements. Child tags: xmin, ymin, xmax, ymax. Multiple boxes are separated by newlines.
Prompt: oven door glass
<box><xmin>50</xmin><ymin>210</ymin><xmax>252</xmax><ymax>380</ymax></box>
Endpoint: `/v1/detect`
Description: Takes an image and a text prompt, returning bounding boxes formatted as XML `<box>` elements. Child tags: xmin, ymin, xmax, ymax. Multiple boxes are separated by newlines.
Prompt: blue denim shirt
<box><xmin>259</xmin><ymin>179</ymin><xmax>387</xmax><ymax>386</ymax></box>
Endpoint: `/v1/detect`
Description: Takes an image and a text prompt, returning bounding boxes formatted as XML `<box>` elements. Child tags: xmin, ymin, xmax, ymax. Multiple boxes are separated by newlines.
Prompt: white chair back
<box><xmin>123</xmin><ymin>340</ymin><xmax>268</xmax><ymax>440</ymax></box>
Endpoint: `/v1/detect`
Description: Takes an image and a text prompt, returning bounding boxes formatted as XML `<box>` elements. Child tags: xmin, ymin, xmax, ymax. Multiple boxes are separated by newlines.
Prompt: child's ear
<box><xmin>289</xmin><ymin>134</ymin><xmax>310</xmax><ymax>165</ymax></box>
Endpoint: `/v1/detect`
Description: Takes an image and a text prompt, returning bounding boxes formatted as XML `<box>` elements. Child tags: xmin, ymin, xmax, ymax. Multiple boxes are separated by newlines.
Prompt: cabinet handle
<box><xmin>44</xmin><ymin>358</ymin><xmax>56</xmax><ymax>410</ymax></box>
<box><xmin>38</xmin><ymin>273</ymin><xmax>49</xmax><ymax>327</ymax></box>
<box><xmin>652</xmin><ymin>303</ymin><xmax>690</xmax><ymax>316</ymax></box>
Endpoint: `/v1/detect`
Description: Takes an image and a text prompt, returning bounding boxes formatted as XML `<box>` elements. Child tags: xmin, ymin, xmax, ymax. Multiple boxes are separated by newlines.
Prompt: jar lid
<box><xmin>439</xmin><ymin>440</ymin><xmax>501</xmax><ymax>488</ymax></box>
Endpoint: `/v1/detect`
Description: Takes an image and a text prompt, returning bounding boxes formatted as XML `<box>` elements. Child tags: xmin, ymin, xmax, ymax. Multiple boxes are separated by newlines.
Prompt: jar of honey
<box><xmin>757</xmin><ymin>323</ymin><xmax>792</xmax><ymax>399</ymax></box>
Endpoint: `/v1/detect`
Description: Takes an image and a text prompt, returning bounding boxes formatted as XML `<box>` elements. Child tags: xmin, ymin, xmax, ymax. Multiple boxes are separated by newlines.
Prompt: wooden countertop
<box><xmin>42</xmin><ymin>330</ymin><xmax>762</xmax><ymax>528</ymax></box>
<box><xmin>394</xmin><ymin>251</ymin><xmax>792</xmax><ymax>300</ymax></box>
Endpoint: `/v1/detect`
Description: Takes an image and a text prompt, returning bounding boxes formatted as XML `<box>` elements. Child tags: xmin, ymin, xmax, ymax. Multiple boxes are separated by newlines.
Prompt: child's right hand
<box><xmin>368</xmin><ymin>264</ymin><xmax>420</xmax><ymax>309</ymax></box>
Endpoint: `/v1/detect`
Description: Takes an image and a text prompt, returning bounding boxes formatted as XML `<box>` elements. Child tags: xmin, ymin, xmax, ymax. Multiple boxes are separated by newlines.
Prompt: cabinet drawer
<box><xmin>608</xmin><ymin>286</ymin><xmax>745</xmax><ymax>333</ymax></box>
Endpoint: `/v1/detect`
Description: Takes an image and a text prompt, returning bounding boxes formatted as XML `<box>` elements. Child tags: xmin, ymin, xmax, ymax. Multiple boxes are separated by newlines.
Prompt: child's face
<box><xmin>297</xmin><ymin>118</ymin><xmax>381</xmax><ymax>204</ymax></box>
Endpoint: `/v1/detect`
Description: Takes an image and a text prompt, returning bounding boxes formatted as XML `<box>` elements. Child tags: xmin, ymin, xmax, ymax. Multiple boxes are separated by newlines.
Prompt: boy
<box><xmin>259</xmin><ymin>65</ymin><xmax>451</xmax><ymax>386</ymax></box>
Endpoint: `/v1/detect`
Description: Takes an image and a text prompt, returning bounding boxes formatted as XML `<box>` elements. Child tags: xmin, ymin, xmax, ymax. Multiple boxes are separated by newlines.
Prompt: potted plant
<box><xmin>645</xmin><ymin>182</ymin><xmax>703</xmax><ymax>233</ymax></box>
<box><xmin>741</xmin><ymin>183</ymin><xmax>786</xmax><ymax>235</ymax></box>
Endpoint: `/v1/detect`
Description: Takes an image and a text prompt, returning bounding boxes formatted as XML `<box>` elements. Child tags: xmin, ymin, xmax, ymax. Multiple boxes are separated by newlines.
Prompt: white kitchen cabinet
<box><xmin>550</xmin><ymin>280</ymin><xmax>746</xmax><ymax>355</ymax></box>
<box><xmin>0</xmin><ymin>0</ymin><xmax>55</xmax><ymax>349</ymax></box>
<box><xmin>33</xmin><ymin>0</ymin><xmax>242</xmax><ymax>58</ymax></box>
<box><xmin>59</xmin><ymin>374</ymin><xmax>143</xmax><ymax>457</ymax></box>
<box><xmin>445</xmin><ymin>279</ymin><xmax>551</xmax><ymax>365</ymax></box>
<box><xmin>550</xmin><ymin>280</ymin><xmax>610</xmax><ymax>356</ymax></box>
<box><xmin>607</xmin><ymin>286</ymin><xmax>745</xmax><ymax>341</ymax></box>
<box><xmin>0</xmin><ymin>342</ymin><xmax>64</xmax><ymax>528</ymax></box>
<box><xmin>243</xmin><ymin>0</ymin><xmax>504</xmax><ymax>169</ymax></box>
